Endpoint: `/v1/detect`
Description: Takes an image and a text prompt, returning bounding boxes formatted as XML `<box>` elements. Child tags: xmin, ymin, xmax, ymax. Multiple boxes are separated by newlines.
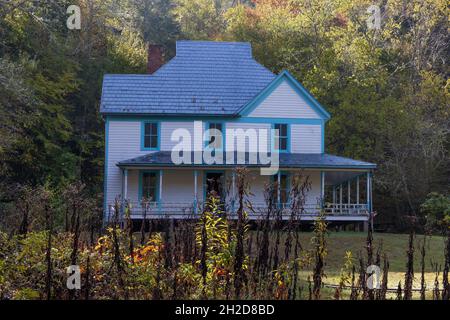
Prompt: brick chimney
<box><xmin>147</xmin><ymin>44</ymin><xmax>164</xmax><ymax>74</ymax></box>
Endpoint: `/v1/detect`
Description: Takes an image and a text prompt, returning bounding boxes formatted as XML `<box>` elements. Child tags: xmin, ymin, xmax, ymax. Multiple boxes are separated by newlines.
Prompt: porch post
<box><xmin>320</xmin><ymin>171</ymin><xmax>325</xmax><ymax>208</ymax></box>
<box><xmin>347</xmin><ymin>180</ymin><xmax>351</xmax><ymax>205</ymax></box>
<box><xmin>231</xmin><ymin>170</ymin><xmax>236</xmax><ymax>213</ymax></box>
<box><xmin>369</xmin><ymin>171</ymin><xmax>373</xmax><ymax>213</ymax></box>
<box><xmin>122</xmin><ymin>169</ymin><xmax>128</xmax><ymax>220</ymax></box>
<box><xmin>194</xmin><ymin>170</ymin><xmax>198</xmax><ymax>214</ymax></box>
<box><xmin>370</xmin><ymin>171</ymin><xmax>374</xmax><ymax>233</ymax></box>
<box><xmin>159</xmin><ymin>169</ymin><xmax>163</xmax><ymax>214</ymax></box>
<box><xmin>277</xmin><ymin>171</ymin><xmax>281</xmax><ymax>208</ymax></box>
<box><xmin>123</xmin><ymin>169</ymin><xmax>128</xmax><ymax>200</ymax></box>
<box><xmin>356</xmin><ymin>175</ymin><xmax>360</xmax><ymax>214</ymax></box>
<box><xmin>339</xmin><ymin>184</ymin><xmax>343</xmax><ymax>214</ymax></box>
<box><xmin>332</xmin><ymin>186</ymin><xmax>336</xmax><ymax>214</ymax></box>
<box><xmin>356</xmin><ymin>176</ymin><xmax>360</xmax><ymax>204</ymax></box>
<box><xmin>366</xmin><ymin>171</ymin><xmax>370</xmax><ymax>212</ymax></box>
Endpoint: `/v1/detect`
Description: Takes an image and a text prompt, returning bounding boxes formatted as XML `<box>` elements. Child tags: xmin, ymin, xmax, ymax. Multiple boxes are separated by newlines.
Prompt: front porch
<box><xmin>105</xmin><ymin>157</ymin><xmax>374</xmax><ymax>222</ymax></box>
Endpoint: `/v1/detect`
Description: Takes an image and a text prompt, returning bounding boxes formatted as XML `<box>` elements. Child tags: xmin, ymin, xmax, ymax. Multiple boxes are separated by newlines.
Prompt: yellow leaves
<box><xmin>95</xmin><ymin>234</ymin><xmax>112</xmax><ymax>253</ymax></box>
<box><xmin>128</xmin><ymin>234</ymin><xmax>163</xmax><ymax>265</ymax></box>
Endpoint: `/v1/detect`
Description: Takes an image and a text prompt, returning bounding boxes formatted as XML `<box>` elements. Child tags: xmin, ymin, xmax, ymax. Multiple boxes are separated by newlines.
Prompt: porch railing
<box><xmin>106</xmin><ymin>201</ymin><xmax>369</xmax><ymax>220</ymax></box>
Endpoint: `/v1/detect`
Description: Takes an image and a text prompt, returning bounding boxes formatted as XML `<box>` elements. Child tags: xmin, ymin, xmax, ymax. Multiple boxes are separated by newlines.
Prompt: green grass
<box><xmin>261</xmin><ymin>231</ymin><xmax>447</xmax><ymax>299</ymax></box>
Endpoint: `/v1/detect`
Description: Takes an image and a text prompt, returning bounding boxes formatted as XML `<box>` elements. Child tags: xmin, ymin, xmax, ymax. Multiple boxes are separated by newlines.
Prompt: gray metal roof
<box><xmin>100</xmin><ymin>41</ymin><xmax>276</xmax><ymax>115</ymax></box>
<box><xmin>117</xmin><ymin>151</ymin><xmax>376</xmax><ymax>169</ymax></box>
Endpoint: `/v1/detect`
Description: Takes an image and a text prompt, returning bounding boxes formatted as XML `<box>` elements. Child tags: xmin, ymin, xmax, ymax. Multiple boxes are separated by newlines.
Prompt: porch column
<box><xmin>356</xmin><ymin>176</ymin><xmax>360</xmax><ymax>204</ymax></box>
<box><xmin>231</xmin><ymin>170</ymin><xmax>236</xmax><ymax>213</ymax></box>
<box><xmin>370</xmin><ymin>171</ymin><xmax>374</xmax><ymax>233</ymax></box>
<box><xmin>356</xmin><ymin>175</ymin><xmax>360</xmax><ymax>214</ymax></box>
<box><xmin>159</xmin><ymin>169</ymin><xmax>163</xmax><ymax>213</ymax></box>
<box><xmin>347</xmin><ymin>180</ymin><xmax>351</xmax><ymax>205</ymax></box>
<box><xmin>366</xmin><ymin>171</ymin><xmax>370</xmax><ymax>212</ymax></box>
<box><xmin>194</xmin><ymin>170</ymin><xmax>198</xmax><ymax>214</ymax></box>
<box><xmin>277</xmin><ymin>171</ymin><xmax>281</xmax><ymax>208</ymax></box>
<box><xmin>339</xmin><ymin>184</ymin><xmax>343</xmax><ymax>214</ymax></box>
<box><xmin>123</xmin><ymin>169</ymin><xmax>128</xmax><ymax>200</ymax></box>
<box><xmin>369</xmin><ymin>171</ymin><xmax>373</xmax><ymax>213</ymax></box>
<box><xmin>320</xmin><ymin>171</ymin><xmax>325</xmax><ymax>208</ymax></box>
<box><xmin>332</xmin><ymin>186</ymin><xmax>336</xmax><ymax>214</ymax></box>
<box><xmin>122</xmin><ymin>169</ymin><xmax>128</xmax><ymax>220</ymax></box>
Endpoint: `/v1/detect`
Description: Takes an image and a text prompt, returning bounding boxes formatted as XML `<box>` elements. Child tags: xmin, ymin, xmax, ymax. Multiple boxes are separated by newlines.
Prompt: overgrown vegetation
<box><xmin>0</xmin><ymin>173</ymin><xmax>449</xmax><ymax>300</ymax></box>
<box><xmin>0</xmin><ymin>0</ymin><xmax>448</xmax><ymax>230</ymax></box>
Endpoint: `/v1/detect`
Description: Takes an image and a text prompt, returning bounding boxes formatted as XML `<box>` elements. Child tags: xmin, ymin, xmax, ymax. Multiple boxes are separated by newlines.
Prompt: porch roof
<box><xmin>117</xmin><ymin>151</ymin><xmax>376</xmax><ymax>170</ymax></box>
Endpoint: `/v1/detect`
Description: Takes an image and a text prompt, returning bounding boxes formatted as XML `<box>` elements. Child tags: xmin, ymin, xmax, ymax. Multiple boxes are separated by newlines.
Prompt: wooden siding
<box><xmin>225</xmin><ymin>122</ymin><xmax>271</xmax><ymax>153</ymax></box>
<box><xmin>291</xmin><ymin>124</ymin><xmax>322</xmax><ymax>153</ymax></box>
<box><xmin>106</xmin><ymin>121</ymin><xmax>149</xmax><ymax>206</ymax></box>
<box><xmin>247</xmin><ymin>80</ymin><xmax>322</xmax><ymax>119</ymax></box>
<box><xmin>161</xmin><ymin>121</ymin><xmax>200</xmax><ymax>151</ymax></box>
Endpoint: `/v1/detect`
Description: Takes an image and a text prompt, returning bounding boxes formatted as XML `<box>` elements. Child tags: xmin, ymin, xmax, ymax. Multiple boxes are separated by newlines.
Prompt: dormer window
<box><xmin>274</xmin><ymin>123</ymin><xmax>288</xmax><ymax>152</ymax></box>
<box><xmin>142</xmin><ymin>122</ymin><xmax>159</xmax><ymax>150</ymax></box>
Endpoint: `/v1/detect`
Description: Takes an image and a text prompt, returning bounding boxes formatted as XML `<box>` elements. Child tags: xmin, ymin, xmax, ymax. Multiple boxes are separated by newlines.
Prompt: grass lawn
<box><xmin>289</xmin><ymin>231</ymin><xmax>447</xmax><ymax>299</ymax></box>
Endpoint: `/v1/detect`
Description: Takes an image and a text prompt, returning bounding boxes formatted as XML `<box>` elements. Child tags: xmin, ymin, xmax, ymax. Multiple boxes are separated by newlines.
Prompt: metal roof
<box><xmin>117</xmin><ymin>151</ymin><xmax>376</xmax><ymax>170</ymax></box>
<box><xmin>100</xmin><ymin>41</ymin><xmax>276</xmax><ymax>115</ymax></box>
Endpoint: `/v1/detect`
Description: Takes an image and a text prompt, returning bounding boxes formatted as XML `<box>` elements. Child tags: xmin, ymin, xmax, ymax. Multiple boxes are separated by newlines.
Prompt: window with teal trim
<box><xmin>144</xmin><ymin>122</ymin><xmax>158</xmax><ymax>149</ymax></box>
<box><xmin>272</xmin><ymin>173</ymin><xmax>289</xmax><ymax>204</ymax></box>
<box><xmin>142</xmin><ymin>172</ymin><xmax>157</xmax><ymax>201</ymax></box>
<box><xmin>274</xmin><ymin>124</ymin><xmax>288</xmax><ymax>151</ymax></box>
<box><xmin>206</xmin><ymin>123</ymin><xmax>223</xmax><ymax>150</ymax></box>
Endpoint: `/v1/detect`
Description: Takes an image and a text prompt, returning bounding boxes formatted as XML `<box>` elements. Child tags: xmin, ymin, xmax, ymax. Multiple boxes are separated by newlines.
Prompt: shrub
<box><xmin>420</xmin><ymin>192</ymin><xmax>450</xmax><ymax>228</ymax></box>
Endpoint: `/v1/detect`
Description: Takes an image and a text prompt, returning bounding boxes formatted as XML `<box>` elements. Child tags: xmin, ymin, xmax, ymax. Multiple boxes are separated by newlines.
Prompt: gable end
<box><xmin>237</xmin><ymin>70</ymin><xmax>331</xmax><ymax>120</ymax></box>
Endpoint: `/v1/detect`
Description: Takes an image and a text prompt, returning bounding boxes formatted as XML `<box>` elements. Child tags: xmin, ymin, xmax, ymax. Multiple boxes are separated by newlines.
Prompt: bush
<box><xmin>420</xmin><ymin>192</ymin><xmax>450</xmax><ymax>228</ymax></box>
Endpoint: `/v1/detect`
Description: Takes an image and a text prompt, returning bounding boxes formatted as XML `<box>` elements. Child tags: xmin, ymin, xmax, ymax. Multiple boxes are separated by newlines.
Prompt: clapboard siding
<box><xmin>106</xmin><ymin>121</ymin><xmax>149</xmax><ymax>206</ymax></box>
<box><xmin>226</xmin><ymin>122</ymin><xmax>271</xmax><ymax>152</ymax></box>
<box><xmin>162</xmin><ymin>170</ymin><xmax>201</xmax><ymax>203</ymax></box>
<box><xmin>305</xmin><ymin>171</ymin><xmax>321</xmax><ymax>205</ymax></box>
<box><xmin>161</xmin><ymin>121</ymin><xmax>201</xmax><ymax>151</ymax></box>
<box><xmin>247</xmin><ymin>80</ymin><xmax>321</xmax><ymax>119</ymax></box>
<box><xmin>291</xmin><ymin>124</ymin><xmax>322</xmax><ymax>153</ymax></box>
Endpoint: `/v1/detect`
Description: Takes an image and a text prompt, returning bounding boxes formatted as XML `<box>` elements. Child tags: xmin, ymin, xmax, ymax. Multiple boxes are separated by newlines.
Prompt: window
<box><xmin>143</xmin><ymin>122</ymin><xmax>158</xmax><ymax>149</ymax></box>
<box><xmin>274</xmin><ymin>123</ymin><xmax>288</xmax><ymax>152</ymax></box>
<box><xmin>272</xmin><ymin>173</ymin><xmax>289</xmax><ymax>205</ymax></box>
<box><xmin>206</xmin><ymin>123</ymin><xmax>223</xmax><ymax>150</ymax></box>
<box><xmin>141</xmin><ymin>172</ymin><xmax>157</xmax><ymax>201</ymax></box>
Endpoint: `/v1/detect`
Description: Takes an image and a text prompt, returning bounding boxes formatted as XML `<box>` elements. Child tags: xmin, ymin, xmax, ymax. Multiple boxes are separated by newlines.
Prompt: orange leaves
<box><xmin>128</xmin><ymin>235</ymin><xmax>163</xmax><ymax>265</ymax></box>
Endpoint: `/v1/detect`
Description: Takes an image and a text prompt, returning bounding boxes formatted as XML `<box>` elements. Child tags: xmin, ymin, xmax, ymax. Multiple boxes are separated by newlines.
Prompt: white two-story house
<box><xmin>100</xmin><ymin>40</ymin><xmax>376</xmax><ymax>223</ymax></box>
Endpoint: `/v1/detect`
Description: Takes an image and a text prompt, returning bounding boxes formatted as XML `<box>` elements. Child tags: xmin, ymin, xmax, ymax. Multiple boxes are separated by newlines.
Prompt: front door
<box><xmin>205</xmin><ymin>172</ymin><xmax>224</xmax><ymax>201</ymax></box>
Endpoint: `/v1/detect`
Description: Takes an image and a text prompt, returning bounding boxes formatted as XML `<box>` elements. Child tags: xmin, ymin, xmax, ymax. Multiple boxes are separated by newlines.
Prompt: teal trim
<box><xmin>193</xmin><ymin>170</ymin><xmax>198</xmax><ymax>214</ymax></box>
<box><xmin>203</xmin><ymin>170</ymin><xmax>225</xmax><ymax>202</ymax></box>
<box><xmin>320</xmin><ymin>171</ymin><xmax>324</xmax><ymax>208</ymax></box>
<box><xmin>367</xmin><ymin>171</ymin><xmax>373</xmax><ymax>212</ymax></box>
<box><xmin>138</xmin><ymin>170</ymin><xmax>160</xmax><ymax>204</ymax></box>
<box><xmin>103</xmin><ymin>118</ymin><xmax>109</xmax><ymax>222</ymax></box>
<box><xmin>321</xmin><ymin>120</ymin><xmax>325</xmax><ymax>153</ymax></box>
<box><xmin>140</xmin><ymin>121</ymin><xmax>160</xmax><ymax>151</ymax></box>
<box><xmin>106</xmin><ymin>115</ymin><xmax>324</xmax><ymax>124</ymax></box>
<box><xmin>271</xmin><ymin>123</ymin><xmax>290</xmax><ymax>153</ymax></box>
<box><xmin>237</xmin><ymin>70</ymin><xmax>331</xmax><ymax>120</ymax></box>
